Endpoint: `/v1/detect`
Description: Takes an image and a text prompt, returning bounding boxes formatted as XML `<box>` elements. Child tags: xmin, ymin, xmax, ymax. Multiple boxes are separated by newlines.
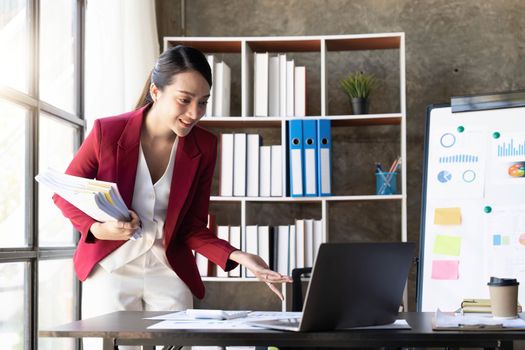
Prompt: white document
<box><xmin>347</xmin><ymin>319</ymin><xmax>411</xmax><ymax>330</ymax></box>
<box><xmin>312</xmin><ymin>219</ymin><xmax>323</xmax><ymax>262</ymax></box>
<box><xmin>233</xmin><ymin>133</ymin><xmax>247</xmax><ymax>196</ymax></box>
<box><xmin>147</xmin><ymin>311</ymin><xmax>302</xmax><ymax>330</ymax></box>
<box><xmin>289</xmin><ymin>224</ymin><xmax>296</xmax><ymax>275</ymax></box>
<box><xmin>294</xmin><ymin>66</ymin><xmax>306</xmax><ymax>117</ymax></box>
<box><xmin>35</xmin><ymin>168</ymin><xmax>141</xmax><ymax>240</ymax></box>
<box><xmin>434</xmin><ymin>309</ymin><xmax>525</xmax><ymax>328</ymax></box>
<box><xmin>270</xmin><ymin>145</ymin><xmax>282</xmax><ymax>196</ymax></box>
<box><xmin>257</xmin><ymin>225</ymin><xmax>271</xmax><ymax>268</ymax></box>
<box><xmin>276</xmin><ymin>225</ymin><xmax>290</xmax><ymax>275</ymax></box>
<box><xmin>295</xmin><ymin>219</ymin><xmax>305</xmax><ymax>268</ymax></box>
<box><xmin>254</xmin><ymin>52</ymin><xmax>269</xmax><ymax>117</ymax></box>
<box><xmin>220</xmin><ymin>134</ymin><xmax>234</xmax><ymax>196</ymax></box>
<box><xmin>286</xmin><ymin>60</ymin><xmax>295</xmax><ymax>116</ymax></box>
<box><xmin>214</xmin><ymin>61</ymin><xmax>231</xmax><ymax>117</ymax></box>
<box><xmin>246</xmin><ymin>134</ymin><xmax>260</xmax><ymax>197</ymax></box>
<box><xmin>268</xmin><ymin>55</ymin><xmax>280</xmax><ymax>116</ymax></box>
<box><xmin>244</xmin><ymin>225</ymin><xmax>258</xmax><ymax>277</ymax></box>
<box><xmin>229</xmin><ymin>226</ymin><xmax>241</xmax><ymax>277</ymax></box>
<box><xmin>259</xmin><ymin>145</ymin><xmax>271</xmax><ymax>197</ymax></box>
<box><xmin>304</xmin><ymin>219</ymin><xmax>314</xmax><ymax>268</ymax></box>
<box><xmin>279</xmin><ymin>54</ymin><xmax>287</xmax><ymax>117</ymax></box>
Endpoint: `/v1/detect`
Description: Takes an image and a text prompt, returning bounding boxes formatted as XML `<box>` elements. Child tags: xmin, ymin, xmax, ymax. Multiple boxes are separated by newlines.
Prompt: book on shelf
<box><xmin>253</xmin><ymin>52</ymin><xmax>269</xmax><ymax>117</ymax></box>
<box><xmin>286</xmin><ymin>59</ymin><xmax>295</xmax><ymax>116</ymax></box>
<box><xmin>246</xmin><ymin>134</ymin><xmax>260</xmax><ymax>197</ymax></box>
<box><xmin>233</xmin><ymin>133</ymin><xmax>247</xmax><ymax>197</ymax></box>
<box><xmin>294</xmin><ymin>66</ymin><xmax>306</xmax><ymax>117</ymax></box>
<box><xmin>219</xmin><ymin>133</ymin><xmax>234</xmax><ymax>196</ymax></box>
<box><xmin>259</xmin><ymin>145</ymin><xmax>272</xmax><ymax>197</ymax></box>
<box><xmin>460</xmin><ymin>298</ymin><xmax>522</xmax><ymax>313</ymax></box>
<box><xmin>258</xmin><ymin>225</ymin><xmax>274</xmax><ymax>270</ymax></box>
<box><xmin>228</xmin><ymin>226</ymin><xmax>242</xmax><ymax>277</ymax></box>
<box><xmin>270</xmin><ymin>145</ymin><xmax>283</xmax><ymax>196</ymax></box>
<box><xmin>279</xmin><ymin>54</ymin><xmax>287</xmax><ymax>117</ymax></box>
<box><xmin>268</xmin><ymin>55</ymin><xmax>280</xmax><ymax>116</ymax></box>
<box><xmin>213</xmin><ymin>61</ymin><xmax>231</xmax><ymax>117</ymax></box>
<box><xmin>244</xmin><ymin>225</ymin><xmax>258</xmax><ymax>277</ymax></box>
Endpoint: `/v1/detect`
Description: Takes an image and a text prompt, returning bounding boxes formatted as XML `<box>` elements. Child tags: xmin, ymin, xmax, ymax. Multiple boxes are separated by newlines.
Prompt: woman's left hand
<box><xmin>229</xmin><ymin>250</ymin><xmax>292</xmax><ymax>300</ymax></box>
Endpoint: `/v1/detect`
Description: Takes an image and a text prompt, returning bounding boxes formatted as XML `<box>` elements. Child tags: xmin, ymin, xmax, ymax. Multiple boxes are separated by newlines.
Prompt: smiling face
<box><xmin>150</xmin><ymin>70</ymin><xmax>210</xmax><ymax>138</ymax></box>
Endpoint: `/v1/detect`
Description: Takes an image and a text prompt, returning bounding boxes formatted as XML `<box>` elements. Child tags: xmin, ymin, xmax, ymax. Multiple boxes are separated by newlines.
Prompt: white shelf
<box><xmin>199</xmin><ymin>114</ymin><xmax>402</xmax><ymax>128</ymax></box>
<box><xmin>167</xmin><ymin>33</ymin><xmax>407</xmax><ymax>310</ymax></box>
<box><xmin>202</xmin><ymin>277</ymin><xmax>263</xmax><ymax>282</ymax></box>
<box><xmin>210</xmin><ymin>195</ymin><xmax>403</xmax><ymax>202</ymax></box>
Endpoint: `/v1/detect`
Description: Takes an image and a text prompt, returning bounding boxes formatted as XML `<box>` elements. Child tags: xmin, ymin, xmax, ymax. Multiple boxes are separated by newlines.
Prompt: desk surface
<box><xmin>40</xmin><ymin>311</ymin><xmax>525</xmax><ymax>349</ymax></box>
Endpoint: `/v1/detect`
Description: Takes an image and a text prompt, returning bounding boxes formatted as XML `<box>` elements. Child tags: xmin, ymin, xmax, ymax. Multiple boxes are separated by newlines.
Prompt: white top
<box><xmin>99</xmin><ymin>138</ymin><xmax>179</xmax><ymax>272</ymax></box>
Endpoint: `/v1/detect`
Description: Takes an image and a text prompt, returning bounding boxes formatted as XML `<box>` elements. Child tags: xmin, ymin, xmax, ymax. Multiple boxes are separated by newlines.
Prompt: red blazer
<box><xmin>53</xmin><ymin>105</ymin><xmax>238</xmax><ymax>299</ymax></box>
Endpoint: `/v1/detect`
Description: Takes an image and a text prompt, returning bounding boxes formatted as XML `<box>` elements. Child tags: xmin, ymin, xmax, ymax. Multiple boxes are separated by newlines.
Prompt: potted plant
<box><xmin>340</xmin><ymin>71</ymin><xmax>377</xmax><ymax>114</ymax></box>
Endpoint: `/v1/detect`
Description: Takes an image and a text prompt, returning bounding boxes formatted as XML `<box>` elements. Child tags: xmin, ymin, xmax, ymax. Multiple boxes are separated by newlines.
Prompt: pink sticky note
<box><xmin>431</xmin><ymin>260</ymin><xmax>459</xmax><ymax>280</ymax></box>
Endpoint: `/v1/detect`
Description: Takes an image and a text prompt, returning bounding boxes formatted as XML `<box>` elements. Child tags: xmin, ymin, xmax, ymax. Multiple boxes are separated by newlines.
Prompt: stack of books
<box><xmin>460</xmin><ymin>298</ymin><xmax>522</xmax><ymax>314</ymax></box>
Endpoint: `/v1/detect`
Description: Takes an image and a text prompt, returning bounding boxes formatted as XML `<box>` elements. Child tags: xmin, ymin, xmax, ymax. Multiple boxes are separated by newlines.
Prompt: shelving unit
<box><xmin>164</xmin><ymin>34</ymin><xmax>406</xmax><ymax>310</ymax></box>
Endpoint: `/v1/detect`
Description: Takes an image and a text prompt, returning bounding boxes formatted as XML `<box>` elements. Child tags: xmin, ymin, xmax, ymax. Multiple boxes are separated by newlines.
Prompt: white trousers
<box><xmin>82</xmin><ymin>249</ymin><xmax>193</xmax><ymax>350</ymax></box>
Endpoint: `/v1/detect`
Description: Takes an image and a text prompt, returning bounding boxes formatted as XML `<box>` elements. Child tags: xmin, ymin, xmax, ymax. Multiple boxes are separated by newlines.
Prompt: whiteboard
<box><xmin>418</xmin><ymin>104</ymin><xmax>525</xmax><ymax>312</ymax></box>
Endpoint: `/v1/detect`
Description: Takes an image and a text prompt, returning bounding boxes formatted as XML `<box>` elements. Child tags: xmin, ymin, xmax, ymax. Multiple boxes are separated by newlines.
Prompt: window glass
<box><xmin>40</xmin><ymin>0</ymin><xmax>75</xmax><ymax>113</ymax></box>
<box><xmin>38</xmin><ymin>259</ymin><xmax>76</xmax><ymax>350</ymax></box>
<box><xmin>0</xmin><ymin>99</ymin><xmax>27</xmax><ymax>248</ymax></box>
<box><xmin>39</xmin><ymin>113</ymin><xmax>78</xmax><ymax>246</ymax></box>
<box><xmin>0</xmin><ymin>0</ymin><xmax>29</xmax><ymax>92</ymax></box>
<box><xmin>0</xmin><ymin>262</ymin><xmax>26</xmax><ymax>350</ymax></box>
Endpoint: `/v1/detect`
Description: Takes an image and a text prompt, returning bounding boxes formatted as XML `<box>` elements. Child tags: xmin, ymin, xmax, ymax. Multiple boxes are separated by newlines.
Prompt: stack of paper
<box><xmin>36</xmin><ymin>168</ymin><xmax>141</xmax><ymax>240</ymax></box>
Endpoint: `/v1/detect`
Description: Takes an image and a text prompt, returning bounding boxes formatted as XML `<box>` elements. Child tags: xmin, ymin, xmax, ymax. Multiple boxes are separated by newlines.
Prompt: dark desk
<box><xmin>40</xmin><ymin>311</ymin><xmax>525</xmax><ymax>350</ymax></box>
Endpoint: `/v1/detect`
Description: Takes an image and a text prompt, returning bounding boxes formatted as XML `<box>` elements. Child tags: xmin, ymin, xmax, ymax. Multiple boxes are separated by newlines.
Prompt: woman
<box><xmin>53</xmin><ymin>45</ymin><xmax>291</xmax><ymax>349</ymax></box>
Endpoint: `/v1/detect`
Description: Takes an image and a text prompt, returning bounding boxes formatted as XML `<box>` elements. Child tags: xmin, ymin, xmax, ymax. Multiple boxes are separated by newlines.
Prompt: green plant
<box><xmin>340</xmin><ymin>71</ymin><xmax>377</xmax><ymax>99</ymax></box>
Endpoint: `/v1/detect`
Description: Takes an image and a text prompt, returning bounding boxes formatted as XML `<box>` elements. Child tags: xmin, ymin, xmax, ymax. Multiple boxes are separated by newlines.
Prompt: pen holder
<box><xmin>376</xmin><ymin>172</ymin><xmax>398</xmax><ymax>195</ymax></box>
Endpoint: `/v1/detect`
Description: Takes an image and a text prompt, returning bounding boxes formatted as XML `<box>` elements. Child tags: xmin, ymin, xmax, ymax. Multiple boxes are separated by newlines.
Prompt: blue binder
<box><xmin>302</xmin><ymin>119</ymin><xmax>318</xmax><ymax>196</ymax></box>
<box><xmin>288</xmin><ymin>120</ymin><xmax>304</xmax><ymax>197</ymax></box>
<box><xmin>317</xmin><ymin>119</ymin><xmax>332</xmax><ymax>196</ymax></box>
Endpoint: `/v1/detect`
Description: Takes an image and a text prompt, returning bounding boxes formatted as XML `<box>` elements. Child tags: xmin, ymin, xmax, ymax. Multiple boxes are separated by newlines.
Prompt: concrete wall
<box><xmin>156</xmin><ymin>0</ymin><xmax>525</xmax><ymax>311</ymax></box>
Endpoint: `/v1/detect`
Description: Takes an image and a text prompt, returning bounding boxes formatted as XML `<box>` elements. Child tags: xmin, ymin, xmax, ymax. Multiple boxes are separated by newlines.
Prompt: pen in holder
<box><xmin>376</xmin><ymin>171</ymin><xmax>398</xmax><ymax>195</ymax></box>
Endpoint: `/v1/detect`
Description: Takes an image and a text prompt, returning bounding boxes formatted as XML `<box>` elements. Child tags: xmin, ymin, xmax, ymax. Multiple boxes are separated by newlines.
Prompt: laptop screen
<box><xmin>298</xmin><ymin>242</ymin><xmax>415</xmax><ymax>331</ymax></box>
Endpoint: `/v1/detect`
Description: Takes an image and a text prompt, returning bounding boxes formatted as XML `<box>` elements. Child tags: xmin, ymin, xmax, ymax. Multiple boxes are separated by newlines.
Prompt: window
<box><xmin>0</xmin><ymin>99</ymin><xmax>28</xmax><ymax>248</ymax></box>
<box><xmin>38</xmin><ymin>114</ymin><xmax>78</xmax><ymax>247</ymax></box>
<box><xmin>0</xmin><ymin>1</ymin><xmax>84</xmax><ymax>349</ymax></box>
<box><xmin>0</xmin><ymin>0</ymin><xmax>29</xmax><ymax>93</ymax></box>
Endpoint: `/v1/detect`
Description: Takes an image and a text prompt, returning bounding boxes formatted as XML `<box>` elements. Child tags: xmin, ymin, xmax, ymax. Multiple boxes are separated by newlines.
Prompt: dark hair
<box><xmin>135</xmin><ymin>45</ymin><xmax>212</xmax><ymax>109</ymax></box>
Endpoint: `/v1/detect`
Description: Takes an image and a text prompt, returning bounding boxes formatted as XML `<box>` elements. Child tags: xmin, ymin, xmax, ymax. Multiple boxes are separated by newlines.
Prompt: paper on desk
<box><xmin>348</xmin><ymin>319</ymin><xmax>411</xmax><ymax>330</ymax></box>
<box><xmin>146</xmin><ymin>311</ymin><xmax>303</xmax><ymax>330</ymax></box>
<box><xmin>435</xmin><ymin>309</ymin><xmax>525</xmax><ymax>328</ymax></box>
<box><xmin>145</xmin><ymin>310</ymin><xmax>301</xmax><ymax>321</ymax></box>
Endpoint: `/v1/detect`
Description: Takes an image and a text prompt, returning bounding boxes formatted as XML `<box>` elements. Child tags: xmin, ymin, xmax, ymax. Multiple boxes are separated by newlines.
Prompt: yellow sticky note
<box><xmin>434</xmin><ymin>207</ymin><xmax>461</xmax><ymax>225</ymax></box>
<box><xmin>433</xmin><ymin>234</ymin><xmax>461</xmax><ymax>256</ymax></box>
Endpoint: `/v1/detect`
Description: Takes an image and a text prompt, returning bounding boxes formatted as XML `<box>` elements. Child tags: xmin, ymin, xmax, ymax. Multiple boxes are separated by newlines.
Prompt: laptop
<box><xmin>248</xmin><ymin>242</ymin><xmax>415</xmax><ymax>332</ymax></box>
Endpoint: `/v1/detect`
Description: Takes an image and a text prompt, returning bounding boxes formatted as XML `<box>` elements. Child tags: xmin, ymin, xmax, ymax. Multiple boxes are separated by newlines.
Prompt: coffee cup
<box><xmin>487</xmin><ymin>276</ymin><xmax>519</xmax><ymax>319</ymax></box>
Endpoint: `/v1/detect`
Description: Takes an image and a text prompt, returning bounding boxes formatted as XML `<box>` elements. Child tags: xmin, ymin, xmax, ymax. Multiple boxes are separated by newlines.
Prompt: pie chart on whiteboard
<box><xmin>437</xmin><ymin>170</ymin><xmax>452</xmax><ymax>183</ymax></box>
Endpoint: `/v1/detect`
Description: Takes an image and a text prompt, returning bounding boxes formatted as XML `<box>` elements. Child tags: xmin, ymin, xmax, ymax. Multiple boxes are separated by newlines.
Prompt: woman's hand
<box><xmin>229</xmin><ymin>250</ymin><xmax>292</xmax><ymax>300</ymax></box>
<box><xmin>89</xmin><ymin>210</ymin><xmax>141</xmax><ymax>240</ymax></box>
